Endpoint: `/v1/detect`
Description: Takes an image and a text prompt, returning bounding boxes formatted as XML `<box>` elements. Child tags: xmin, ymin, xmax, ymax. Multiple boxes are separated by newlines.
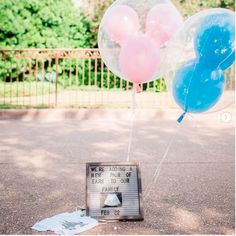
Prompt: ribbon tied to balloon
<box><xmin>98</xmin><ymin>0</ymin><xmax>183</xmax><ymax>92</ymax></box>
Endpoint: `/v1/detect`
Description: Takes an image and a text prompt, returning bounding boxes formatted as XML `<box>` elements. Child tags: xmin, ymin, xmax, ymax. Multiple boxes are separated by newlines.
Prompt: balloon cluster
<box><xmin>98</xmin><ymin>1</ymin><xmax>235</xmax><ymax>116</ymax></box>
<box><xmin>172</xmin><ymin>10</ymin><xmax>235</xmax><ymax>116</ymax></box>
<box><xmin>98</xmin><ymin>0</ymin><xmax>183</xmax><ymax>91</ymax></box>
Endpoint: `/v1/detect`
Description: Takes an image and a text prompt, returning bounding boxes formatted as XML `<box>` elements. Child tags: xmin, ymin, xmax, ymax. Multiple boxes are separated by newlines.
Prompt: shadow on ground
<box><xmin>0</xmin><ymin>109</ymin><xmax>235</xmax><ymax>234</ymax></box>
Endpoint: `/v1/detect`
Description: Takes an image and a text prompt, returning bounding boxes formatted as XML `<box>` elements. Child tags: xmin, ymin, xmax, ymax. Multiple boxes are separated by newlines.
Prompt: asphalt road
<box><xmin>0</xmin><ymin>109</ymin><xmax>234</xmax><ymax>234</ymax></box>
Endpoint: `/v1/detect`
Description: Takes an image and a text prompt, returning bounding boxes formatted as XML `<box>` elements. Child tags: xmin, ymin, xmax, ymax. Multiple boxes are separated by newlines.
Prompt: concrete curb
<box><xmin>0</xmin><ymin>108</ymin><xmax>234</xmax><ymax>123</ymax></box>
<box><xmin>0</xmin><ymin>108</ymin><xmax>179</xmax><ymax>122</ymax></box>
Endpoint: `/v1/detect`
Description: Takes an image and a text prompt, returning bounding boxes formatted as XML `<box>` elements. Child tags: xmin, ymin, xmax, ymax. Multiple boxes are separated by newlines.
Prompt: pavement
<box><xmin>0</xmin><ymin>108</ymin><xmax>235</xmax><ymax>235</ymax></box>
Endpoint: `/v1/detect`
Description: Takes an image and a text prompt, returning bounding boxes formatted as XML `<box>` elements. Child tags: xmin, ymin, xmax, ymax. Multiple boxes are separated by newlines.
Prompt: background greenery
<box><xmin>0</xmin><ymin>0</ymin><xmax>92</xmax><ymax>48</ymax></box>
<box><xmin>0</xmin><ymin>0</ymin><xmax>234</xmax><ymax>93</ymax></box>
<box><xmin>0</xmin><ymin>0</ymin><xmax>234</xmax><ymax>48</ymax></box>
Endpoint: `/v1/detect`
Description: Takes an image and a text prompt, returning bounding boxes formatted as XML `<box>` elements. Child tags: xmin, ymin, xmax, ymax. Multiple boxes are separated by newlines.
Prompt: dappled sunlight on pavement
<box><xmin>0</xmin><ymin>109</ymin><xmax>234</xmax><ymax>234</ymax></box>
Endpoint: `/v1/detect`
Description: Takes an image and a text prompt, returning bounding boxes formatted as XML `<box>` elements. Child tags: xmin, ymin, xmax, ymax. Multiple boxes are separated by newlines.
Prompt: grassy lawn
<box><xmin>0</xmin><ymin>81</ymin><xmax>132</xmax><ymax>98</ymax></box>
<box><xmin>0</xmin><ymin>80</ymin><xmax>233</xmax><ymax>110</ymax></box>
<box><xmin>0</xmin><ymin>81</ymin><xmax>60</xmax><ymax>98</ymax></box>
<box><xmin>0</xmin><ymin>104</ymin><xmax>51</xmax><ymax>109</ymax></box>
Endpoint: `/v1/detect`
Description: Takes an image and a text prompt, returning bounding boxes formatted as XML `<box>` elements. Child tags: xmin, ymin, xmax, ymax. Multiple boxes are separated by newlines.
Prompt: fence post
<box><xmin>55</xmin><ymin>51</ymin><xmax>59</xmax><ymax>107</ymax></box>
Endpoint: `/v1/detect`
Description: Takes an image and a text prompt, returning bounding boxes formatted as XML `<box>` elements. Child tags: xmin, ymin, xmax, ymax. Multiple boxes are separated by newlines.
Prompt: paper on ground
<box><xmin>32</xmin><ymin>210</ymin><xmax>98</xmax><ymax>235</ymax></box>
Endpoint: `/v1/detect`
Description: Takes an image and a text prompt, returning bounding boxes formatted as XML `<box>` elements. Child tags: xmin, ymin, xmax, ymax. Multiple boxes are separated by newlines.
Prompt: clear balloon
<box><xmin>173</xmin><ymin>60</ymin><xmax>225</xmax><ymax>113</ymax></box>
<box><xmin>98</xmin><ymin>0</ymin><xmax>183</xmax><ymax>85</ymax></box>
<box><xmin>163</xmin><ymin>8</ymin><xmax>235</xmax><ymax>114</ymax></box>
<box><xmin>146</xmin><ymin>3</ymin><xmax>183</xmax><ymax>46</ymax></box>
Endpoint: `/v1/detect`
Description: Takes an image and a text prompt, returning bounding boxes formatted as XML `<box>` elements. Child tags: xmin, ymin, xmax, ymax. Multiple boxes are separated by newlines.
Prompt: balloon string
<box><xmin>126</xmin><ymin>87</ymin><xmax>136</xmax><ymax>162</ymax></box>
<box><xmin>218</xmin><ymin>51</ymin><xmax>234</xmax><ymax>70</ymax></box>
<box><xmin>144</xmin><ymin>121</ymin><xmax>182</xmax><ymax>200</ymax></box>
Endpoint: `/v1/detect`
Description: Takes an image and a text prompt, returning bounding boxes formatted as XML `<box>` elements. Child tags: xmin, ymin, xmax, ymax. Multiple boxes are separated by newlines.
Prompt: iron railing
<box><xmin>0</xmin><ymin>49</ymin><xmax>235</xmax><ymax>109</ymax></box>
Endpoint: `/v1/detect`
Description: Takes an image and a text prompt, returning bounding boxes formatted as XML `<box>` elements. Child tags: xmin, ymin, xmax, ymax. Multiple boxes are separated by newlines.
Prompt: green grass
<box><xmin>0</xmin><ymin>104</ymin><xmax>51</xmax><ymax>109</ymax></box>
<box><xmin>0</xmin><ymin>81</ymin><xmax>133</xmax><ymax>98</ymax></box>
<box><xmin>0</xmin><ymin>81</ymin><xmax>60</xmax><ymax>97</ymax></box>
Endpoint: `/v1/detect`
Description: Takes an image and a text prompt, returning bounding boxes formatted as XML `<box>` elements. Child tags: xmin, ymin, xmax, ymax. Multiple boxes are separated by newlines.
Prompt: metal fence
<box><xmin>0</xmin><ymin>49</ymin><xmax>235</xmax><ymax>109</ymax></box>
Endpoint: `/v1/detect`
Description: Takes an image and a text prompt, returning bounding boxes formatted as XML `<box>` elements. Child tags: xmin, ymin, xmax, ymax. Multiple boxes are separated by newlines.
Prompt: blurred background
<box><xmin>0</xmin><ymin>0</ymin><xmax>234</xmax><ymax>109</ymax></box>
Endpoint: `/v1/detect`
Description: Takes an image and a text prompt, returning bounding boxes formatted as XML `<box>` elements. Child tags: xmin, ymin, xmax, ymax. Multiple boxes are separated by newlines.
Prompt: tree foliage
<box><xmin>0</xmin><ymin>0</ymin><xmax>92</xmax><ymax>48</ymax></box>
<box><xmin>80</xmin><ymin>0</ymin><xmax>114</xmax><ymax>47</ymax></box>
<box><xmin>0</xmin><ymin>0</ymin><xmax>234</xmax><ymax>48</ymax></box>
<box><xmin>175</xmin><ymin>0</ymin><xmax>235</xmax><ymax>17</ymax></box>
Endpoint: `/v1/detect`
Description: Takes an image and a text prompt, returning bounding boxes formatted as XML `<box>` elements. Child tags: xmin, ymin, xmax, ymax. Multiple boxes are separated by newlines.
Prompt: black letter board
<box><xmin>86</xmin><ymin>162</ymin><xmax>143</xmax><ymax>221</ymax></box>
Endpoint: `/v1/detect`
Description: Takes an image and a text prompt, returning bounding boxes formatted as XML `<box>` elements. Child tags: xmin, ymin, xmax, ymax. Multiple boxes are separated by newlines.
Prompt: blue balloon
<box><xmin>194</xmin><ymin>12</ymin><xmax>235</xmax><ymax>70</ymax></box>
<box><xmin>173</xmin><ymin>60</ymin><xmax>225</xmax><ymax>113</ymax></box>
<box><xmin>220</xmin><ymin>51</ymin><xmax>235</xmax><ymax>70</ymax></box>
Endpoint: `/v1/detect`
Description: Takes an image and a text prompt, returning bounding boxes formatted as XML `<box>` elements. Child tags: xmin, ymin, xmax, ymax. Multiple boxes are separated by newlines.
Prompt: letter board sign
<box><xmin>86</xmin><ymin>162</ymin><xmax>143</xmax><ymax>221</ymax></box>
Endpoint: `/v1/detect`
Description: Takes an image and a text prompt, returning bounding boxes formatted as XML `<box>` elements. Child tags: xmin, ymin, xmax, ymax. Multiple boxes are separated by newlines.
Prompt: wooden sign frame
<box><xmin>86</xmin><ymin>162</ymin><xmax>144</xmax><ymax>221</ymax></box>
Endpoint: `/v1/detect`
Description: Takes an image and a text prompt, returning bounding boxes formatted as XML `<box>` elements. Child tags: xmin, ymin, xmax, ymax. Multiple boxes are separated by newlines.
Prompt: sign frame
<box><xmin>86</xmin><ymin>162</ymin><xmax>144</xmax><ymax>221</ymax></box>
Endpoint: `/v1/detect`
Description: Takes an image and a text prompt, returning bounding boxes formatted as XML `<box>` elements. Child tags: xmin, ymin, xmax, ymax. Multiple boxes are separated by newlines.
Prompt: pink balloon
<box><xmin>102</xmin><ymin>5</ymin><xmax>140</xmax><ymax>44</ymax></box>
<box><xmin>146</xmin><ymin>3</ymin><xmax>183</xmax><ymax>45</ymax></box>
<box><xmin>134</xmin><ymin>84</ymin><xmax>142</xmax><ymax>93</ymax></box>
<box><xmin>119</xmin><ymin>35</ymin><xmax>160</xmax><ymax>84</ymax></box>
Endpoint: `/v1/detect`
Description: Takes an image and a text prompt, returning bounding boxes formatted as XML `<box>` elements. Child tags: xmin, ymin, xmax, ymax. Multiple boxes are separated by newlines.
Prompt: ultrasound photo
<box><xmin>100</xmin><ymin>192</ymin><xmax>122</xmax><ymax>208</ymax></box>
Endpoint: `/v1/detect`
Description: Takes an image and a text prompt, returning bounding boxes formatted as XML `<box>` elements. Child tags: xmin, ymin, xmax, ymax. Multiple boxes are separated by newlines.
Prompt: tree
<box><xmin>173</xmin><ymin>0</ymin><xmax>235</xmax><ymax>17</ymax></box>
<box><xmin>80</xmin><ymin>0</ymin><xmax>113</xmax><ymax>47</ymax></box>
<box><xmin>0</xmin><ymin>0</ymin><xmax>92</xmax><ymax>48</ymax></box>
<box><xmin>0</xmin><ymin>0</ymin><xmax>234</xmax><ymax>48</ymax></box>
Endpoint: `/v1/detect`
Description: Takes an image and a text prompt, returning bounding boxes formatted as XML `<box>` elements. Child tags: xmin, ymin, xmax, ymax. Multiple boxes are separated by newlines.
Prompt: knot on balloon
<box><xmin>134</xmin><ymin>84</ymin><xmax>142</xmax><ymax>93</ymax></box>
<box><xmin>177</xmin><ymin>111</ymin><xmax>187</xmax><ymax>123</ymax></box>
